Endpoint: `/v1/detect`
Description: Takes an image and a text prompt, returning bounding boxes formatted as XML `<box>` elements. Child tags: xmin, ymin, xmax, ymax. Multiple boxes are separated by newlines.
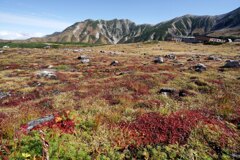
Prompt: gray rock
<box><xmin>208</xmin><ymin>55</ymin><xmax>222</xmax><ymax>61</ymax></box>
<box><xmin>80</xmin><ymin>58</ymin><xmax>90</xmax><ymax>63</ymax></box>
<box><xmin>165</xmin><ymin>54</ymin><xmax>176</xmax><ymax>60</ymax></box>
<box><xmin>154</xmin><ymin>56</ymin><xmax>164</xmax><ymax>63</ymax></box>
<box><xmin>0</xmin><ymin>91</ymin><xmax>11</xmax><ymax>99</ymax></box>
<box><xmin>2</xmin><ymin>46</ymin><xmax>9</xmax><ymax>49</ymax></box>
<box><xmin>36</xmin><ymin>69</ymin><xmax>57</xmax><ymax>79</ymax></box>
<box><xmin>193</xmin><ymin>63</ymin><xmax>207</xmax><ymax>72</ymax></box>
<box><xmin>231</xmin><ymin>153</ymin><xmax>240</xmax><ymax>159</ymax></box>
<box><xmin>74</xmin><ymin>49</ymin><xmax>84</xmax><ymax>53</ymax></box>
<box><xmin>223</xmin><ymin>60</ymin><xmax>240</xmax><ymax>68</ymax></box>
<box><xmin>27</xmin><ymin>114</ymin><xmax>54</xmax><ymax>131</ymax></box>
<box><xmin>110</xmin><ymin>60</ymin><xmax>119</xmax><ymax>66</ymax></box>
<box><xmin>159</xmin><ymin>88</ymin><xmax>176</xmax><ymax>96</ymax></box>
<box><xmin>44</xmin><ymin>45</ymin><xmax>51</xmax><ymax>49</ymax></box>
<box><xmin>77</xmin><ymin>55</ymin><xmax>90</xmax><ymax>63</ymax></box>
<box><xmin>77</xmin><ymin>55</ymin><xmax>88</xmax><ymax>60</ymax></box>
<box><xmin>48</xmin><ymin>65</ymin><xmax>54</xmax><ymax>69</ymax></box>
<box><xmin>0</xmin><ymin>50</ymin><xmax>3</xmax><ymax>54</ymax></box>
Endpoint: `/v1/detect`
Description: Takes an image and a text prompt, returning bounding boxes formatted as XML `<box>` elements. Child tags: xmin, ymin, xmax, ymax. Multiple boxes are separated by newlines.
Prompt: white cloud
<box><xmin>0</xmin><ymin>31</ymin><xmax>45</xmax><ymax>40</ymax></box>
<box><xmin>0</xmin><ymin>12</ymin><xmax>71</xmax><ymax>30</ymax></box>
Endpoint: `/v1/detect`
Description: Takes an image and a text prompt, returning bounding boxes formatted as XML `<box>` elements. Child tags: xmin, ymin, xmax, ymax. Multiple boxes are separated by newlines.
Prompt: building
<box><xmin>195</xmin><ymin>36</ymin><xmax>226</xmax><ymax>43</ymax></box>
<box><xmin>169</xmin><ymin>36</ymin><xmax>201</xmax><ymax>43</ymax></box>
<box><xmin>209</xmin><ymin>38</ymin><xmax>226</xmax><ymax>43</ymax></box>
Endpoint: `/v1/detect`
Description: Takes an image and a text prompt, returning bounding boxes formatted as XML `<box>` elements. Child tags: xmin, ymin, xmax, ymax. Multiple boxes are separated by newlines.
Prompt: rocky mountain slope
<box><xmin>28</xmin><ymin>7</ymin><xmax>240</xmax><ymax>44</ymax></box>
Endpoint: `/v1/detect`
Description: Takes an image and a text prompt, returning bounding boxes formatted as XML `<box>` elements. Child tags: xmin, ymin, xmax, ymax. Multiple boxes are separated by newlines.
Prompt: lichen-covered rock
<box><xmin>165</xmin><ymin>54</ymin><xmax>176</xmax><ymax>60</ymax></box>
<box><xmin>159</xmin><ymin>88</ymin><xmax>176</xmax><ymax>96</ymax></box>
<box><xmin>154</xmin><ymin>56</ymin><xmax>164</xmax><ymax>63</ymax></box>
<box><xmin>193</xmin><ymin>63</ymin><xmax>207</xmax><ymax>72</ymax></box>
<box><xmin>36</xmin><ymin>69</ymin><xmax>57</xmax><ymax>79</ymax></box>
<box><xmin>110</xmin><ymin>60</ymin><xmax>119</xmax><ymax>66</ymax></box>
<box><xmin>2</xmin><ymin>46</ymin><xmax>9</xmax><ymax>49</ymax></box>
<box><xmin>223</xmin><ymin>60</ymin><xmax>240</xmax><ymax>68</ymax></box>
<box><xmin>0</xmin><ymin>91</ymin><xmax>11</xmax><ymax>99</ymax></box>
<box><xmin>77</xmin><ymin>55</ymin><xmax>88</xmax><ymax>60</ymax></box>
<box><xmin>26</xmin><ymin>114</ymin><xmax>54</xmax><ymax>131</ymax></box>
<box><xmin>80</xmin><ymin>58</ymin><xmax>90</xmax><ymax>63</ymax></box>
<box><xmin>77</xmin><ymin>55</ymin><xmax>90</xmax><ymax>63</ymax></box>
<box><xmin>208</xmin><ymin>55</ymin><xmax>222</xmax><ymax>61</ymax></box>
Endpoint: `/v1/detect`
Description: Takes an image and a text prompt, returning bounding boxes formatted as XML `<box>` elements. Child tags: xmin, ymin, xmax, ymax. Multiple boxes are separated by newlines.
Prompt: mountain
<box><xmin>28</xmin><ymin>7</ymin><xmax>240</xmax><ymax>44</ymax></box>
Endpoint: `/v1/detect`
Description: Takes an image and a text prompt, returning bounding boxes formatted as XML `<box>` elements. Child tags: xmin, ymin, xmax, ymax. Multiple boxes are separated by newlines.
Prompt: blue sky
<box><xmin>0</xmin><ymin>0</ymin><xmax>239</xmax><ymax>40</ymax></box>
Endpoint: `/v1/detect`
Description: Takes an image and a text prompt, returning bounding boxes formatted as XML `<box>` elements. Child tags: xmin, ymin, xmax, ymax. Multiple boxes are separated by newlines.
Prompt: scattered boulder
<box><xmin>0</xmin><ymin>91</ymin><xmax>11</xmax><ymax>100</ymax></box>
<box><xmin>154</xmin><ymin>56</ymin><xmax>164</xmax><ymax>63</ymax></box>
<box><xmin>159</xmin><ymin>88</ymin><xmax>176</xmax><ymax>96</ymax></box>
<box><xmin>36</xmin><ymin>69</ymin><xmax>57</xmax><ymax>79</ymax></box>
<box><xmin>207</xmin><ymin>55</ymin><xmax>222</xmax><ymax>61</ymax></box>
<box><xmin>74</xmin><ymin>49</ymin><xmax>83</xmax><ymax>53</ymax></box>
<box><xmin>77</xmin><ymin>55</ymin><xmax>90</xmax><ymax>63</ymax></box>
<box><xmin>159</xmin><ymin>88</ymin><xmax>193</xmax><ymax>98</ymax></box>
<box><xmin>0</xmin><ymin>50</ymin><xmax>3</xmax><ymax>54</ymax></box>
<box><xmin>110</xmin><ymin>60</ymin><xmax>119</xmax><ymax>66</ymax></box>
<box><xmin>77</xmin><ymin>55</ymin><xmax>88</xmax><ymax>60</ymax></box>
<box><xmin>99</xmin><ymin>50</ymin><xmax>122</xmax><ymax>55</ymax></box>
<box><xmin>48</xmin><ymin>65</ymin><xmax>54</xmax><ymax>69</ymax></box>
<box><xmin>80</xmin><ymin>58</ymin><xmax>90</xmax><ymax>63</ymax></box>
<box><xmin>165</xmin><ymin>54</ymin><xmax>176</xmax><ymax>60</ymax></box>
<box><xmin>223</xmin><ymin>60</ymin><xmax>240</xmax><ymax>68</ymax></box>
<box><xmin>44</xmin><ymin>45</ymin><xmax>51</xmax><ymax>49</ymax></box>
<box><xmin>193</xmin><ymin>63</ymin><xmax>207</xmax><ymax>72</ymax></box>
<box><xmin>2</xmin><ymin>46</ymin><xmax>10</xmax><ymax>49</ymax></box>
<box><xmin>26</xmin><ymin>114</ymin><xmax>54</xmax><ymax>131</ymax></box>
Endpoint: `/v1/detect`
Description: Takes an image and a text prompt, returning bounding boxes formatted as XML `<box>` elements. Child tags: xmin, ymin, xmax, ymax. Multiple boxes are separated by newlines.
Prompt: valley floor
<box><xmin>0</xmin><ymin>41</ymin><xmax>240</xmax><ymax>159</ymax></box>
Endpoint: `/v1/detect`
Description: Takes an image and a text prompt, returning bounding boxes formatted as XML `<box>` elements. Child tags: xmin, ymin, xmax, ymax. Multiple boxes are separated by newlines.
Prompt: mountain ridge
<box><xmin>28</xmin><ymin>7</ymin><xmax>240</xmax><ymax>44</ymax></box>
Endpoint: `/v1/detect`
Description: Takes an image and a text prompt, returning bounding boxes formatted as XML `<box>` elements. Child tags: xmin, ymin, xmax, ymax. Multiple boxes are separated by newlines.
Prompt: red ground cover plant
<box><xmin>0</xmin><ymin>112</ymin><xmax>7</xmax><ymax>123</ymax></box>
<box><xmin>118</xmin><ymin>110</ymin><xmax>237</xmax><ymax>147</ymax></box>
<box><xmin>19</xmin><ymin>111</ymin><xmax>75</xmax><ymax>134</ymax></box>
<box><xmin>0</xmin><ymin>90</ymin><xmax>40</xmax><ymax>107</ymax></box>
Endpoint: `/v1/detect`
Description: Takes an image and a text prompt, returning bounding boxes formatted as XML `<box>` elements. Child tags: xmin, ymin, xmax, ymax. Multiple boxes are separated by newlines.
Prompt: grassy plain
<box><xmin>0</xmin><ymin>41</ymin><xmax>240</xmax><ymax>159</ymax></box>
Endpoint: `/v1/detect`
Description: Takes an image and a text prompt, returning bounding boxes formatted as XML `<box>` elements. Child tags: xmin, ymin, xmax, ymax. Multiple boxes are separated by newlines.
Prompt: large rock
<box><xmin>0</xmin><ymin>91</ymin><xmax>11</xmax><ymax>99</ymax></box>
<box><xmin>80</xmin><ymin>58</ymin><xmax>90</xmax><ymax>63</ymax></box>
<box><xmin>26</xmin><ymin>114</ymin><xmax>54</xmax><ymax>131</ymax></box>
<box><xmin>154</xmin><ymin>56</ymin><xmax>164</xmax><ymax>63</ymax></box>
<box><xmin>77</xmin><ymin>55</ymin><xmax>88</xmax><ymax>60</ymax></box>
<box><xmin>193</xmin><ymin>63</ymin><xmax>207</xmax><ymax>72</ymax></box>
<box><xmin>36</xmin><ymin>69</ymin><xmax>57</xmax><ymax>79</ymax></box>
<box><xmin>2</xmin><ymin>46</ymin><xmax>9</xmax><ymax>49</ymax></box>
<box><xmin>110</xmin><ymin>60</ymin><xmax>119</xmax><ymax>66</ymax></box>
<box><xmin>0</xmin><ymin>50</ymin><xmax>3</xmax><ymax>54</ymax></box>
<box><xmin>223</xmin><ymin>60</ymin><xmax>240</xmax><ymax>68</ymax></box>
<box><xmin>77</xmin><ymin>55</ymin><xmax>90</xmax><ymax>63</ymax></box>
<box><xmin>165</xmin><ymin>54</ymin><xmax>176</xmax><ymax>60</ymax></box>
<box><xmin>207</xmin><ymin>55</ymin><xmax>222</xmax><ymax>61</ymax></box>
<box><xmin>44</xmin><ymin>45</ymin><xmax>51</xmax><ymax>49</ymax></box>
<box><xmin>159</xmin><ymin>88</ymin><xmax>176</xmax><ymax>96</ymax></box>
<box><xmin>159</xmin><ymin>87</ymin><xmax>194</xmax><ymax>98</ymax></box>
